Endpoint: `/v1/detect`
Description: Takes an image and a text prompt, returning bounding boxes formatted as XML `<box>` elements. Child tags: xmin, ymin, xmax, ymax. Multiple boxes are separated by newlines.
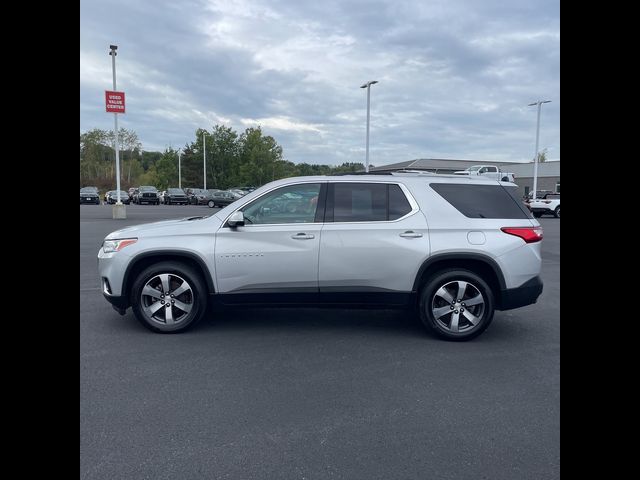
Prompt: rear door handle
<box><xmin>291</xmin><ymin>233</ymin><xmax>315</xmax><ymax>240</ymax></box>
<box><xmin>399</xmin><ymin>231</ymin><xmax>423</xmax><ymax>238</ymax></box>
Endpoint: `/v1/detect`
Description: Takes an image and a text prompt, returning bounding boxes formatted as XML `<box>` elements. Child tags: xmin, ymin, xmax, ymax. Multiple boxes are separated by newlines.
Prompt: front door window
<box><xmin>241</xmin><ymin>184</ymin><xmax>321</xmax><ymax>225</ymax></box>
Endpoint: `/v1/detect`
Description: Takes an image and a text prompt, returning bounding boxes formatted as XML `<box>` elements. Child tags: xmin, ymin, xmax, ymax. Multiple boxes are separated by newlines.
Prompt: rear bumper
<box><xmin>498</xmin><ymin>276</ymin><xmax>543</xmax><ymax>310</ymax></box>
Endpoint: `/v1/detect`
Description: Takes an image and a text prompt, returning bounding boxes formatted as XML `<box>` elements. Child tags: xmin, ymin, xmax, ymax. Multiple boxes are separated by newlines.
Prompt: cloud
<box><xmin>80</xmin><ymin>0</ymin><xmax>559</xmax><ymax>164</ymax></box>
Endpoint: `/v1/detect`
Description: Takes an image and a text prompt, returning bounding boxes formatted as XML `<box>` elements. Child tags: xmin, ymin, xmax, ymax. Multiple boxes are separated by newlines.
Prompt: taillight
<box><xmin>501</xmin><ymin>227</ymin><xmax>543</xmax><ymax>243</ymax></box>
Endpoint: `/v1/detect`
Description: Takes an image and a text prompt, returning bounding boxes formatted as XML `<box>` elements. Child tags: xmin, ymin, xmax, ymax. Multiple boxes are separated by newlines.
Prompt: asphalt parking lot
<box><xmin>80</xmin><ymin>204</ymin><xmax>560</xmax><ymax>480</ymax></box>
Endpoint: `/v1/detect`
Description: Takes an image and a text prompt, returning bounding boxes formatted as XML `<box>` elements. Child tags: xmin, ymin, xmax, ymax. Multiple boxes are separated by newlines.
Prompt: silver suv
<box><xmin>98</xmin><ymin>174</ymin><xmax>543</xmax><ymax>340</ymax></box>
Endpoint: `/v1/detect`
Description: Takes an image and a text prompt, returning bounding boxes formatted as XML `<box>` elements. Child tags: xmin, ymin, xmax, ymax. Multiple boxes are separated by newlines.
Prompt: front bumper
<box><xmin>103</xmin><ymin>292</ymin><xmax>128</xmax><ymax>315</ymax></box>
<box><xmin>80</xmin><ymin>197</ymin><xmax>100</xmax><ymax>204</ymax></box>
<box><xmin>498</xmin><ymin>276</ymin><xmax>543</xmax><ymax>310</ymax></box>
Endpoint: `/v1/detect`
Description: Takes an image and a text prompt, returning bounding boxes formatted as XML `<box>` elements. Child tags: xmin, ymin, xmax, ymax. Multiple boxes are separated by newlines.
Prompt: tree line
<box><xmin>80</xmin><ymin>126</ymin><xmax>366</xmax><ymax>191</ymax></box>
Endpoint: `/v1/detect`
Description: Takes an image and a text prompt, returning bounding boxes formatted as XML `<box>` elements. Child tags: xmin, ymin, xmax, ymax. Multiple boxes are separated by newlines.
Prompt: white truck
<box><xmin>453</xmin><ymin>165</ymin><xmax>515</xmax><ymax>183</ymax></box>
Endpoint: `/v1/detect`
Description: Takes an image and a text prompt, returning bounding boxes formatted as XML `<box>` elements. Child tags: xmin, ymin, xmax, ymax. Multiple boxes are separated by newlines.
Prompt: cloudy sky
<box><xmin>80</xmin><ymin>0</ymin><xmax>559</xmax><ymax>166</ymax></box>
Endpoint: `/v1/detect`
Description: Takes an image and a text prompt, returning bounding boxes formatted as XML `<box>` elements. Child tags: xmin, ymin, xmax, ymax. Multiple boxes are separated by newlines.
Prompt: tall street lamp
<box><xmin>360</xmin><ymin>80</ymin><xmax>378</xmax><ymax>173</ymax></box>
<box><xmin>109</xmin><ymin>44</ymin><xmax>126</xmax><ymax>219</ymax></box>
<box><xmin>528</xmin><ymin>100</ymin><xmax>551</xmax><ymax>200</ymax></box>
<box><xmin>202</xmin><ymin>131</ymin><xmax>207</xmax><ymax>190</ymax></box>
<box><xmin>177</xmin><ymin>150</ymin><xmax>182</xmax><ymax>189</ymax></box>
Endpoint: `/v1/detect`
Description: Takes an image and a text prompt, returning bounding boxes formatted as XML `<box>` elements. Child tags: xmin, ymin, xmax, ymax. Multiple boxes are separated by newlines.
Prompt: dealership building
<box><xmin>370</xmin><ymin>158</ymin><xmax>560</xmax><ymax>197</ymax></box>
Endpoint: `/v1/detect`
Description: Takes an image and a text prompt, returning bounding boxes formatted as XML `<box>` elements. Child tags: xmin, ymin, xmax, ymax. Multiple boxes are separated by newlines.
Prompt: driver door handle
<box><xmin>399</xmin><ymin>231</ymin><xmax>423</xmax><ymax>238</ymax></box>
<box><xmin>291</xmin><ymin>233</ymin><xmax>315</xmax><ymax>240</ymax></box>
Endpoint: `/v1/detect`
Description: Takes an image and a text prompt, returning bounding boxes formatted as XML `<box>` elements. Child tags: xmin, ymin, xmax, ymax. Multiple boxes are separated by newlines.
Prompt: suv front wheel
<box><xmin>131</xmin><ymin>261</ymin><xmax>208</xmax><ymax>333</ymax></box>
<box><xmin>419</xmin><ymin>269</ymin><xmax>495</xmax><ymax>341</ymax></box>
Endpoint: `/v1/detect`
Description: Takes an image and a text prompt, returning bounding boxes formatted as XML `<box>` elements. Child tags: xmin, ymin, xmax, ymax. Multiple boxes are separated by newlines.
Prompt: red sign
<box><xmin>105</xmin><ymin>91</ymin><xmax>125</xmax><ymax>113</ymax></box>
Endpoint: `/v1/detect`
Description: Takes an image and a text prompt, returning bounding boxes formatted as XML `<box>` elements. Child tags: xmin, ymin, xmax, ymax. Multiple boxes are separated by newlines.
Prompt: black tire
<box><xmin>207</xmin><ymin>200</ymin><xmax>215</xmax><ymax>208</ymax></box>
<box><xmin>418</xmin><ymin>269</ymin><xmax>495</xmax><ymax>341</ymax></box>
<box><xmin>533</xmin><ymin>212</ymin><xmax>542</xmax><ymax>218</ymax></box>
<box><xmin>131</xmin><ymin>261</ymin><xmax>208</xmax><ymax>333</ymax></box>
<box><xmin>166</xmin><ymin>200</ymin><xmax>171</xmax><ymax>205</ymax></box>
<box><xmin>554</xmin><ymin>206</ymin><xmax>560</xmax><ymax>218</ymax></box>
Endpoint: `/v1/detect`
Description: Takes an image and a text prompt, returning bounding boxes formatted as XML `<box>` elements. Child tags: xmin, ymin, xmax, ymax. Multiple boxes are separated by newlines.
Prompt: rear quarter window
<box><xmin>431</xmin><ymin>183</ymin><xmax>532</xmax><ymax>219</ymax></box>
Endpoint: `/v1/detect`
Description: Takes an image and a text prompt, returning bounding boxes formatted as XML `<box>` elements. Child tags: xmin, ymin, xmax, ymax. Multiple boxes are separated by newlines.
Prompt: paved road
<box><xmin>80</xmin><ymin>205</ymin><xmax>560</xmax><ymax>480</ymax></box>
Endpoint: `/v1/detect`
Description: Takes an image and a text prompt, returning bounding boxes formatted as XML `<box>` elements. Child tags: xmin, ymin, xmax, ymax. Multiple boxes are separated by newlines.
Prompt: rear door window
<box><xmin>327</xmin><ymin>183</ymin><xmax>413</xmax><ymax>222</ymax></box>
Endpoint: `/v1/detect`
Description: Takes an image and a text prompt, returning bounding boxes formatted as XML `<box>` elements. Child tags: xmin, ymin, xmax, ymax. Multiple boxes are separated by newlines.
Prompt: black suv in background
<box><xmin>105</xmin><ymin>190</ymin><xmax>131</xmax><ymax>204</ymax></box>
<box><xmin>162</xmin><ymin>188</ymin><xmax>189</xmax><ymax>205</ymax></box>
<box><xmin>134</xmin><ymin>186</ymin><xmax>159</xmax><ymax>205</ymax></box>
<box><xmin>80</xmin><ymin>187</ymin><xmax>100</xmax><ymax>204</ymax></box>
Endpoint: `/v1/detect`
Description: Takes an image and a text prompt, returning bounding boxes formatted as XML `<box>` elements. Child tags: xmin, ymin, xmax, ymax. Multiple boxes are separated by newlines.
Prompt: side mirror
<box><xmin>227</xmin><ymin>211</ymin><xmax>245</xmax><ymax>228</ymax></box>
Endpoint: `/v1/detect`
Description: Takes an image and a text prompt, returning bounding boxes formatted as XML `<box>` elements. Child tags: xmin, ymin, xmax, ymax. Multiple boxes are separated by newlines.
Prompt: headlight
<box><xmin>102</xmin><ymin>238</ymin><xmax>137</xmax><ymax>253</ymax></box>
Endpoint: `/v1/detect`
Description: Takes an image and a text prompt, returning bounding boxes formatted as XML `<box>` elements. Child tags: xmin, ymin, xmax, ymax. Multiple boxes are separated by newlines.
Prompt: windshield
<box><xmin>80</xmin><ymin>187</ymin><xmax>98</xmax><ymax>193</ymax></box>
<box><xmin>467</xmin><ymin>166</ymin><xmax>482</xmax><ymax>172</ymax></box>
<box><xmin>168</xmin><ymin>189</ymin><xmax>184</xmax><ymax>194</ymax></box>
<box><xmin>139</xmin><ymin>186</ymin><xmax>157</xmax><ymax>192</ymax></box>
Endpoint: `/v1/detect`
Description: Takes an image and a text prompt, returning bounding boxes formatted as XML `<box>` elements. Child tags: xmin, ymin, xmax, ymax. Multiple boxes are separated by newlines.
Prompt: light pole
<box><xmin>360</xmin><ymin>80</ymin><xmax>378</xmax><ymax>173</ymax></box>
<box><xmin>528</xmin><ymin>100</ymin><xmax>551</xmax><ymax>200</ymax></box>
<box><xmin>202</xmin><ymin>131</ymin><xmax>207</xmax><ymax>190</ymax></box>
<box><xmin>109</xmin><ymin>44</ymin><xmax>125</xmax><ymax>218</ymax></box>
<box><xmin>178</xmin><ymin>150</ymin><xmax>182</xmax><ymax>189</ymax></box>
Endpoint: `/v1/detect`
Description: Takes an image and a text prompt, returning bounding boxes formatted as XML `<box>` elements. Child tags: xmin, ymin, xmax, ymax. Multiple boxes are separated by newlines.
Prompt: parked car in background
<box><xmin>163</xmin><ymin>188</ymin><xmax>189</xmax><ymax>205</ymax></box>
<box><xmin>526</xmin><ymin>193</ymin><xmax>560</xmax><ymax>218</ymax></box>
<box><xmin>134</xmin><ymin>186</ymin><xmax>159</xmax><ymax>205</ymax></box>
<box><xmin>98</xmin><ymin>174</ymin><xmax>543</xmax><ymax>340</ymax></box>
<box><xmin>227</xmin><ymin>188</ymin><xmax>247</xmax><ymax>200</ymax></box>
<box><xmin>105</xmin><ymin>190</ymin><xmax>131</xmax><ymax>204</ymax></box>
<box><xmin>128</xmin><ymin>187</ymin><xmax>137</xmax><ymax>198</ymax></box>
<box><xmin>207</xmin><ymin>190</ymin><xmax>237</xmax><ymax>208</ymax></box>
<box><xmin>80</xmin><ymin>186</ymin><xmax>100</xmax><ymax>204</ymax></box>
<box><xmin>524</xmin><ymin>190</ymin><xmax>554</xmax><ymax>201</ymax></box>
<box><xmin>186</xmin><ymin>188</ymin><xmax>212</xmax><ymax>205</ymax></box>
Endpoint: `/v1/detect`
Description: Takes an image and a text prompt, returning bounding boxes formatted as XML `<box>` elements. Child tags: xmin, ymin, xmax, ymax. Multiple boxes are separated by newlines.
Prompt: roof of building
<box><xmin>370</xmin><ymin>158</ymin><xmax>559</xmax><ymax>177</ymax></box>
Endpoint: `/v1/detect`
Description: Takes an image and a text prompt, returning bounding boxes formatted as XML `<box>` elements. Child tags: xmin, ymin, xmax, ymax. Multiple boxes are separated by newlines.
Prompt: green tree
<box><xmin>138</xmin><ymin>165</ymin><xmax>160</xmax><ymax>186</ymax></box>
<box><xmin>155</xmin><ymin>148</ymin><xmax>179</xmax><ymax>190</ymax></box>
<box><xmin>237</xmin><ymin>127</ymin><xmax>284</xmax><ymax>186</ymax></box>
<box><xmin>536</xmin><ymin>149</ymin><xmax>548</xmax><ymax>163</ymax></box>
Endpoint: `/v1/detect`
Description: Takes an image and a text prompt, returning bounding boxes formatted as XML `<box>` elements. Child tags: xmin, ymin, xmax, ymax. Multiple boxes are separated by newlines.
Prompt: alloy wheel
<box><xmin>140</xmin><ymin>273</ymin><xmax>194</xmax><ymax>326</ymax></box>
<box><xmin>431</xmin><ymin>280</ymin><xmax>485</xmax><ymax>333</ymax></box>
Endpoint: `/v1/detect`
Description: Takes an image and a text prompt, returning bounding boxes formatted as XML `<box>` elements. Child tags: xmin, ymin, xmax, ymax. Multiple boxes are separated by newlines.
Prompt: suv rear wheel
<box><xmin>554</xmin><ymin>206</ymin><xmax>560</xmax><ymax>218</ymax></box>
<box><xmin>419</xmin><ymin>269</ymin><xmax>495</xmax><ymax>341</ymax></box>
<box><xmin>131</xmin><ymin>261</ymin><xmax>208</xmax><ymax>333</ymax></box>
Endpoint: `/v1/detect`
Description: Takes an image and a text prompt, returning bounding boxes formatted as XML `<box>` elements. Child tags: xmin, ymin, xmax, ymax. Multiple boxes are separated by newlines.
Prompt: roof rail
<box><xmin>390</xmin><ymin>170</ymin><xmax>439</xmax><ymax>176</ymax></box>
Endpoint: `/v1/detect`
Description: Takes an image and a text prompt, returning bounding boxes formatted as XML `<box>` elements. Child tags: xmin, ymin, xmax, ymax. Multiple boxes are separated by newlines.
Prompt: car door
<box><xmin>214</xmin><ymin>182</ymin><xmax>326</xmax><ymax>298</ymax></box>
<box><xmin>318</xmin><ymin>181</ymin><xmax>430</xmax><ymax>298</ymax></box>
